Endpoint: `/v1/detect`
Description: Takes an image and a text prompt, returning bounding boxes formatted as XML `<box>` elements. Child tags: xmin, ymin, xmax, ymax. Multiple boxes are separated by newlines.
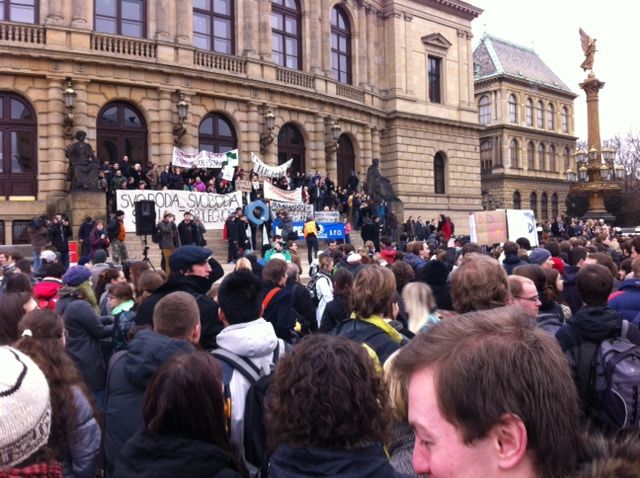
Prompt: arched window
<box><xmin>551</xmin><ymin>193</ymin><xmax>559</xmax><ymax>218</ymax></box>
<box><xmin>541</xmin><ymin>192</ymin><xmax>548</xmax><ymax>220</ymax></box>
<box><xmin>480</xmin><ymin>139</ymin><xmax>493</xmax><ymax>174</ymax></box>
<box><xmin>272</xmin><ymin>0</ymin><xmax>301</xmax><ymax>69</ymax></box>
<box><xmin>0</xmin><ymin>93</ymin><xmax>37</xmax><ymax>197</ymax></box>
<box><xmin>510</xmin><ymin>139</ymin><xmax>519</xmax><ymax>168</ymax></box>
<box><xmin>561</xmin><ymin>107</ymin><xmax>569</xmax><ymax>133</ymax></box>
<box><xmin>1</xmin><ymin>1</ymin><xmax>37</xmax><ymax>23</ymax></box>
<box><xmin>563</xmin><ymin>146</ymin><xmax>571</xmax><ymax>171</ymax></box>
<box><xmin>434</xmin><ymin>152</ymin><xmax>446</xmax><ymax>194</ymax></box>
<box><xmin>277</xmin><ymin>123</ymin><xmax>305</xmax><ymax>177</ymax></box>
<box><xmin>527</xmin><ymin>142</ymin><xmax>535</xmax><ymax>170</ymax></box>
<box><xmin>547</xmin><ymin>103</ymin><xmax>555</xmax><ymax>130</ymax></box>
<box><xmin>508</xmin><ymin>94</ymin><xmax>518</xmax><ymax>123</ymax></box>
<box><xmin>525</xmin><ymin>98</ymin><xmax>533</xmax><ymax>126</ymax></box>
<box><xmin>478</xmin><ymin>95</ymin><xmax>491</xmax><ymax>125</ymax></box>
<box><xmin>97</xmin><ymin>101</ymin><xmax>148</xmax><ymax>166</ymax></box>
<box><xmin>198</xmin><ymin>113</ymin><xmax>237</xmax><ymax>153</ymax></box>
<box><xmin>95</xmin><ymin>0</ymin><xmax>145</xmax><ymax>37</ymax></box>
<box><xmin>538</xmin><ymin>143</ymin><xmax>545</xmax><ymax>171</ymax></box>
<box><xmin>530</xmin><ymin>192</ymin><xmax>538</xmax><ymax>216</ymax></box>
<box><xmin>549</xmin><ymin>145</ymin><xmax>557</xmax><ymax>172</ymax></box>
<box><xmin>193</xmin><ymin>0</ymin><xmax>234</xmax><ymax>54</ymax></box>
<box><xmin>536</xmin><ymin>100</ymin><xmax>544</xmax><ymax>128</ymax></box>
<box><xmin>336</xmin><ymin>134</ymin><xmax>355</xmax><ymax>188</ymax></box>
<box><xmin>331</xmin><ymin>6</ymin><xmax>351</xmax><ymax>84</ymax></box>
<box><xmin>513</xmin><ymin>191</ymin><xmax>521</xmax><ymax>209</ymax></box>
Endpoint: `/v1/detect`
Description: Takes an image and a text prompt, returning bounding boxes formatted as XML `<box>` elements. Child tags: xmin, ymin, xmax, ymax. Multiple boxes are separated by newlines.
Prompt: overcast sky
<box><xmin>470</xmin><ymin>0</ymin><xmax>638</xmax><ymax>142</ymax></box>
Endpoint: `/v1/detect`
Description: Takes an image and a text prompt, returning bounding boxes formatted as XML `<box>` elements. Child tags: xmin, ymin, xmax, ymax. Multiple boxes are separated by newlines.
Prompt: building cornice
<box><xmin>474</xmin><ymin>74</ymin><xmax>578</xmax><ymax>99</ymax></box>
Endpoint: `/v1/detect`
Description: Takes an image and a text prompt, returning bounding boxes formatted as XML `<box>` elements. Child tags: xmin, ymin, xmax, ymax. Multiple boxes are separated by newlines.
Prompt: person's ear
<box><xmin>191</xmin><ymin>321</ymin><xmax>201</xmax><ymax>344</ymax></box>
<box><xmin>489</xmin><ymin>414</ymin><xmax>528</xmax><ymax>471</ymax></box>
<box><xmin>218</xmin><ymin>308</ymin><xmax>230</xmax><ymax>327</ymax></box>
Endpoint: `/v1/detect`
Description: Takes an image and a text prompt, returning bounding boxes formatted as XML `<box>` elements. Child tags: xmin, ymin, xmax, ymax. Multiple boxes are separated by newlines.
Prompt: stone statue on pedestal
<box><xmin>365</xmin><ymin>158</ymin><xmax>400</xmax><ymax>204</ymax></box>
<box><xmin>66</xmin><ymin>130</ymin><xmax>99</xmax><ymax>191</ymax></box>
<box><xmin>579</xmin><ymin>28</ymin><xmax>596</xmax><ymax>72</ymax></box>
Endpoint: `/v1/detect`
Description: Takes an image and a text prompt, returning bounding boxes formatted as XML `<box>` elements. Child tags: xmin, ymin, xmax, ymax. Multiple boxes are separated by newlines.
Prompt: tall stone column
<box><xmin>313</xmin><ymin>114</ymin><xmax>325</xmax><ymax>174</ymax></box>
<box><xmin>309</xmin><ymin>9</ymin><xmax>321</xmax><ymax>74</ymax></box>
<box><xmin>157</xmin><ymin>90</ymin><xmax>174</xmax><ymax>163</ymax></box>
<box><xmin>175</xmin><ymin>1</ymin><xmax>191</xmax><ymax>43</ymax></box>
<box><xmin>45</xmin><ymin>0</ymin><xmax>63</xmax><ymax>25</ymax></box>
<box><xmin>46</xmin><ymin>79</ymin><xmax>66</xmax><ymax>197</ymax></box>
<box><xmin>360</xmin><ymin>126</ymin><xmax>372</xmax><ymax>176</ymax></box>
<box><xmin>155</xmin><ymin>0</ymin><xmax>173</xmax><ymax>41</ymax></box>
<box><xmin>71</xmin><ymin>0</ymin><xmax>89</xmax><ymax>28</ymax></box>
<box><xmin>372</xmin><ymin>127</ymin><xmax>381</xmax><ymax>160</ymax></box>
<box><xmin>243</xmin><ymin>0</ymin><xmax>258</xmax><ymax>57</ymax></box>
<box><xmin>357</xmin><ymin>5</ymin><xmax>368</xmax><ymax>87</ymax></box>
<box><xmin>246</xmin><ymin>103</ymin><xmax>260</xmax><ymax>171</ymax></box>
<box><xmin>258</xmin><ymin>1</ymin><xmax>271</xmax><ymax>60</ymax></box>
<box><xmin>366</xmin><ymin>7</ymin><xmax>377</xmax><ymax>87</ymax></box>
<box><xmin>321</xmin><ymin>0</ymin><xmax>332</xmax><ymax>75</ymax></box>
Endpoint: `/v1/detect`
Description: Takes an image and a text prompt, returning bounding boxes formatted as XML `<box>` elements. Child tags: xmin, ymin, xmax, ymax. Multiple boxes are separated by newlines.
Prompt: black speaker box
<box><xmin>134</xmin><ymin>200</ymin><xmax>157</xmax><ymax>236</ymax></box>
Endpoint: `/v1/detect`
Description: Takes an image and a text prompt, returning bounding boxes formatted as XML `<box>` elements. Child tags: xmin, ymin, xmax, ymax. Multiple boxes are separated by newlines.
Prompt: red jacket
<box><xmin>33</xmin><ymin>278</ymin><xmax>63</xmax><ymax>310</ymax></box>
<box><xmin>380</xmin><ymin>247</ymin><xmax>397</xmax><ymax>265</ymax></box>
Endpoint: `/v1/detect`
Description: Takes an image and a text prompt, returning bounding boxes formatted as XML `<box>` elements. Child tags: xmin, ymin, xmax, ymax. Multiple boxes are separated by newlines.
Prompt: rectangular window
<box><xmin>95</xmin><ymin>0</ymin><xmax>145</xmax><ymax>38</ymax></box>
<box><xmin>12</xmin><ymin>220</ymin><xmax>30</xmax><ymax>245</ymax></box>
<box><xmin>0</xmin><ymin>220</ymin><xmax>5</xmax><ymax>245</ymax></box>
<box><xmin>428</xmin><ymin>56</ymin><xmax>442</xmax><ymax>103</ymax></box>
<box><xmin>1</xmin><ymin>0</ymin><xmax>37</xmax><ymax>23</ymax></box>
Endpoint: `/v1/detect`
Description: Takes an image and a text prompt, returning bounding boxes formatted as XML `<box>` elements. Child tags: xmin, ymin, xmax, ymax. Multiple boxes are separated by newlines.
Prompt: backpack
<box><xmin>307</xmin><ymin>273</ymin><xmax>329</xmax><ymax>308</ymax></box>
<box><xmin>571</xmin><ymin>320</ymin><xmax>640</xmax><ymax>430</ymax></box>
<box><xmin>537</xmin><ymin>314</ymin><xmax>563</xmax><ymax>336</ymax></box>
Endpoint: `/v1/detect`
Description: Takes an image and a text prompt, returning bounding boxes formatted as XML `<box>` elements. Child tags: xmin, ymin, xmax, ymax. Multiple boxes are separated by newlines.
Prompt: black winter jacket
<box><xmin>114</xmin><ymin>429</ymin><xmax>242</xmax><ymax>478</ymax></box>
<box><xmin>103</xmin><ymin>330</ymin><xmax>195</xmax><ymax>475</ymax></box>
<box><xmin>330</xmin><ymin>318</ymin><xmax>407</xmax><ymax>365</ymax></box>
<box><xmin>320</xmin><ymin>296</ymin><xmax>350</xmax><ymax>333</ymax></box>
<box><xmin>502</xmin><ymin>254</ymin><xmax>528</xmax><ymax>275</ymax></box>
<box><xmin>563</xmin><ymin>266</ymin><xmax>583</xmax><ymax>314</ymax></box>
<box><xmin>261</xmin><ymin>286</ymin><xmax>296</xmax><ymax>342</ymax></box>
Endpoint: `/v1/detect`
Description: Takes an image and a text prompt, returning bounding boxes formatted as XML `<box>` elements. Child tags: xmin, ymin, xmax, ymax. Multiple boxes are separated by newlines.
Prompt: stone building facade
<box><xmin>0</xmin><ymin>0</ymin><xmax>483</xmax><ymax>245</ymax></box>
<box><xmin>473</xmin><ymin>35</ymin><xmax>577</xmax><ymax>221</ymax></box>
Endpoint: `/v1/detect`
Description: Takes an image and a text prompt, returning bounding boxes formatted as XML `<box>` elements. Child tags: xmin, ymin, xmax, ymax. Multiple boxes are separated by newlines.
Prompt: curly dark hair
<box><xmin>266</xmin><ymin>335</ymin><xmax>390</xmax><ymax>450</ymax></box>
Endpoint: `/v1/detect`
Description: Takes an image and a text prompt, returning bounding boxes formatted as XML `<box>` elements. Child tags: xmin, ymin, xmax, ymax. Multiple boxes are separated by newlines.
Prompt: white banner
<box><xmin>116</xmin><ymin>190</ymin><xmax>243</xmax><ymax>232</ymax></box>
<box><xmin>251</xmin><ymin>152</ymin><xmax>292</xmax><ymax>178</ymax></box>
<box><xmin>270</xmin><ymin>200</ymin><xmax>314</xmax><ymax>221</ymax></box>
<box><xmin>172</xmin><ymin>147</ymin><xmax>239</xmax><ymax>169</ymax></box>
<box><xmin>314</xmin><ymin>211</ymin><xmax>340</xmax><ymax>223</ymax></box>
<box><xmin>506</xmin><ymin>209</ymin><xmax>539</xmax><ymax>247</ymax></box>
<box><xmin>263</xmin><ymin>181</ymin><xmax>302</xmax><ymax>202</ymax></box>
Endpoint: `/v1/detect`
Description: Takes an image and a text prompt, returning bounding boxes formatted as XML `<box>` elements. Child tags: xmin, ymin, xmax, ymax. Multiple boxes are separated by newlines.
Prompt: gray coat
<box><xmin>157</xmin><ymin>220</ymin><xmax>180</xmax><ymax>249</ymax></box>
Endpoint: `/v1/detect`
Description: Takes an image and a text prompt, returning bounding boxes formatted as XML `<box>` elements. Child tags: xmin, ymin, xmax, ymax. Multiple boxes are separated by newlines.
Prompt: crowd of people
<box><xmin>3</xmin><ymin>209</ymin><xmax>640</xmax><ymax>477</ymax></box>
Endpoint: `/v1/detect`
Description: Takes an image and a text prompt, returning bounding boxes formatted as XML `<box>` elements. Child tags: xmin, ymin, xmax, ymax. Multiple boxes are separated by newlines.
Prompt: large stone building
<box><xmin>473</xmin><ymin>35</ymin><xmax>577</xmax><ymax>221</ymax></box>
<box><xmin>0</xmin><ymin>0</ymin><xmax>483</xmax><ymax>246</ymax></box>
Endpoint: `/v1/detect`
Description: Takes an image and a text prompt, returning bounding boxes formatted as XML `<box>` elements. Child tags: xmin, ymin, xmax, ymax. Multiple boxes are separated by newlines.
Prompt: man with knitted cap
<box><xmin>0</xmin><ymin>346</ymin><xmax>61</xmax><ymax>476</ymax></box>
<box><xmin>528</xmin><ymin>247</ymin><xmax>554</xmax><ymax>269</ymax></box>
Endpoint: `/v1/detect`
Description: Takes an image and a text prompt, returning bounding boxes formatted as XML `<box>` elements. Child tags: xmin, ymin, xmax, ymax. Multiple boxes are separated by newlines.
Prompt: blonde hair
<box><xmin>402</xmin><ymin>282</ymin><xmax>437</xmax><ymax>334</ymax></box>
<box><xmin>234</xmin><ymin>257</ymin><xmax>252</xmax><ymax>271</ymax></box>
<box><xmin>352</xmin><ymin>266</ymin><xmax>396</xmax><ymax>319</ymax></box>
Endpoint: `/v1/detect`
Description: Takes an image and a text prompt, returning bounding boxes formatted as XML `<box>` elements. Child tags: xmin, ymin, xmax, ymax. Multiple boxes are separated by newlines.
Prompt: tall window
<box><xmin>478</xmin><ymin>95</ymin><xmax>491</xmax><ymax>125</ymax></box>
<box><xmin>331</xmin><ymin>6</ymin><xmax>351</xmax><ymax>84</ymax></box>
<box><xmin>525</xmin><ymin>98</ymin><xmax>533</xmax><ymax>126</ymax></box>
<box><xmin>272</xmin><ymin>0</ymin><xmax>301</xmax><ymax>69</ymax></box>
<box><xmin>95</xmin><ymin>0</ymin><xmax>145</xmax><ymax>37</ymax></box>
<box><xmin>428</xmin><ymin>56</ymin><xmax>442</xmax><ymax>103</ymax></box>
<box><xmin>508</xmin><ymin>94</ymin><xmax>518</xmax><ymax>123</ymax></box>
<box><xmin>527</xmin><ymin>142</ymin><xmax>534</xmax><ymax>170</ymax></box>
<box><xmin>513</xmin><ymin>191</ymin><xmax>521</xmax><ymax>209</ymax></box>
<box><xmin>510</xmin><ymin>139</ymin><xmax>519</xmax><ymax>168</ymax></box>
<box><xmin>561</xmin><ymin>107</ymin><xmax>569</xmax><ymax>133</ymax></box>
<box><xmin>336</xmin><ymin>134</ymin><xmax>355</xmax><ymax>188</ymax></box>
<box><xmin>198</xmin><ymin>113</ymin><xmax>237</xmax><ymax>153</ymax></box>
<box><xmin>547</xmin><ymin>103</ymin><xmax>555</xmax><ymax>130</ymax></box>
<box><xmin>480</xmin><ymin>140</ymin><xmax>493</xmax><ymax>174</ymax></box>
<box><xmin>536</xmin><ymin>100</ymin><xmax>544</xmax><ymax>128</ymax></box>
<box><xmin>541</xmin><ymin>192</ymin><xmax>548</xmax><ymax>220</ymax></box>
<box><xmin>0</xmin><ymin>93</ymin><xmax>38</xmax><ymax>197</ymax></box>
<box><xmin>563</xmin><ymin>146</ymin><xmax>571</xmax><ymax>171</ymax></box>
<box><xmin>0</xmin><ymin>0</ymin><xmax>37</xmax><ymax>23</ymax></box>
<box><xmin>97</xmin><ymin>101</ymin><xmax>148</xmax><ymax>166</ymax></box>
<box><xmin>530</xmin><ymin>192</ymin><xmax>538</xmax><ymax>216</ymax></box>
<box><xmin>193</xmin><ymin>0</ymin><xmax>234</xmax><ymax>54</ymax></box>
<box><xmin>278</xmin><ymin>123</ymin><xmax>305</xmax><ymax>177</ymax></box>
<box><xmin>549</xmin><ymin>145</ymin><xmax>556</xmax><ymax>172</ymax></box>
<box><xmin>538</xmin><ymin>143</ymin><xmax>545</xmax><ymax>170</ymax></box>
<box><xmin>551</xmin><ymin>193</ymin><xmax>559</xmax><ymax>218</ymax></box>
<box><xmin>434</xmin><ymin>152</ymin><xmax>446</xmax><ymax>194</ymax></box>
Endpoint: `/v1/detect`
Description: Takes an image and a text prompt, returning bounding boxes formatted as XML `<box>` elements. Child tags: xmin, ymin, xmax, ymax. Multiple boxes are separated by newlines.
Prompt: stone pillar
<box><xmin>71</xmin><ymin>0</ymin><xmax>89</xmax><ymax>29</ymax></box>
<box><xmin>45</xmin><ymin>0</ymin><xmax>63</xmax><ymax>25</ymax></box>
<box><xmin>466</xmin><ymin>32</ymin><xmax>474</xmax><ymax>106</ymax></box>
<box><xmin>155</xmin><ymin>0</ymin><xmax>173</xmax><ymax>41</ymax></box>
<box><xmin>45</xmin><ymin>79</ymin><xmax>66</xmax><ymax>198</ymax></box>
<box><xmin>372</xmin><ymin>127</ymin><xmax>381</xmax><ymax>160</ymax></box>
<box><xmin>367</xmin><ymin>8</ymin><xmax>377</xmax><ymax>88</ymax></box>
<box><xmin>360</xmin><ymin>126</ymin><xmax>372</xmax><ymax>176</ymax></box>
<box><xmin>403</xmin><ymin>13</ymin><xmax>413</xmax><ymax>95</ymax></box>
<box><xmin>258</xmin><ymin>1</ymin><xmax>271</xmax><ymax>60</ymax></box>
<box><xmin>321</xmin><ymin>0</ymin><xmax>332</xmax><ymax>75</ymax></box>
<box><xmin>243</xmin><ymin>0</ymin><xmax>258</xmax><ymax>57</ymax></box>
<box><xmin>175</xmin><ymin>1</ymin><xmax>190</xmax><ymax>43</ymax></box>
<box><xmin>246</xmin><ymin>103</ymin><xmax>260</xmax><ymax>170</ymax></box>
<box><xmin>157</xmin><ymin>90</ymin><xmax>174</xmax><ymax>164</ymax></box>
<box><xmin>309</xmin><ymin>9</ymin><xmax>321</xmax><ymax>74</ymax></box>
<box><xmin>357</xmin><ymin>4</ymin><xmax>367</xmax><ymax>87</ymax></box>
<box><xmin>313</xmin><ymin>114</ymin><xmax>325</xmax><ymax>174</ymax></box>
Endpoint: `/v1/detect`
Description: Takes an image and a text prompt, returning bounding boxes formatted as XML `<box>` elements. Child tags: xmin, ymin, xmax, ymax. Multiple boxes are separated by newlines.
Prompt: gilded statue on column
<box><xmin>579</xmin><ymin>28</ymin><xmax>596</xmax><ymax>72</ymax></box>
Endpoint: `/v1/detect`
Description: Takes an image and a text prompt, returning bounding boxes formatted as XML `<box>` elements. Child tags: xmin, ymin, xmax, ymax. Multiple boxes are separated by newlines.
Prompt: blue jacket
<box><xmin>608</xmin><ymin>278</ymin><xmax>640</xmax><ymax>324</ymax></box>
<box><xmin>562</xmin><ymin>266</ymin><xmax>583</xmax><ymax>314</ymax></box>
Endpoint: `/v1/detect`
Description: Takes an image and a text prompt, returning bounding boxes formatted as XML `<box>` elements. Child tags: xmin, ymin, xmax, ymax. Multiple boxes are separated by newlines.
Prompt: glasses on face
<box><xmin>516</xmin><ymin>295</ymin><xmax>540</xmax><ymax>303</ymax></box>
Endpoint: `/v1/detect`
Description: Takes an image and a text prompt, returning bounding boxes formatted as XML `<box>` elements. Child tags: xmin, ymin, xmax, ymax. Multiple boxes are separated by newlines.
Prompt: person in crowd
<box><xmin>110</xmin><ymin>282</ymin><xmax>136</xmax><ymax>352</ymax></box>
<box><xmin>5</xmin><ymin>269</ymin><xmax>35</xmax><ymax>293</ymax></box>
<box><xmin>266</xmin><ymin>335</ymin><xmax>406</xmax><ymax>478</ymax></box>
<box><xmin>303</xmin><ymin>217</ymin><xmax>320</xmax><ymax>263</ymax></box>
<box><xmin>285</xmin><ymin>241</ymin><xmax>302</xmax><ymax>273</ymax></box>
<box><xmin>285</xmin><ymin>262</ymin><xmax>316</xmax><ymax>334</ymax></box>
<box><xmin>380</xmin><ymin>236</ymin><xmax>397</xmax><ymax>265</ymax></box>
<box><xmin>89</xmin><ymin>219</ymin><xmax>111</xmax><ymax>260</ymax></box>
<box><xmin>556</xmin><ymin>264</ymin><xmax>640</xmax><ymax>430</ymax></box>
<box><xmin>36</xmin><ymin>249</ymin><xmax>59</xmax><ymax>278</ymax></box>
<box><xmin>57</xmin><ymin>265</ymin><xmax>112</xmax><ymax>410</ymax></box>
<box><xmin>0</xmin><ymin>291</ymin><xmax>37</xmax><ymax>344</ymax></box>
<box><xmin>145</xmin><ymin>163</ymin><xmax>159</xmax><ymax>190</ymax></box>
<box><xmin>49</xmin><ymin>213</ymin><xmax>73</xmax><ymax>269</ymax></box>
<box><xmin>95</xmin><ymin>268</ymin><xmax>126</xmax><ymax>316</ymax></box>
<box><xmin>134</xmin><ymin>269</ymin><xmax>166</xmax><ymax>309</ymax></box>
<box><xmin>34</xmin><ymin>262</ymin><xmax>66</xmax><ymax>310</ymax></box>
<box><xmin>214</xmin><ymin>270</ymin><xmax>287</xmax><ymax>473</ymax></box>
<box><xmin>28</xmin><ymin>215</ymin><xmax>50</xmax><ymax>273</ymax></box>
<box><xmin>193</xmin><ymin>215</ymin><xmax>207</xmax><ymax>247</ymax></box>
<box><xmin>392</xmin><ymin>306</ymin><xmax>580</xmax><ymax>478</ymax></box>
<box><xmin>264</xmin><ymin>237</ymin><xmax>292</xmax><ymax>262</ymax></box>
<box><xmin>157</xmin><ymin>211</ymin><xmax>181</xmax><ymax>275</ymax></box>
<box><xmin>0</xmin><ymin>346</ymin><xmax>63</xmax><ymax>476</ymax></box>
<box><xmin>225</xmin><ymin>208</ymin><xmax>240</xmax><ymax>264</ymax></box>
<box><xmin>315</xmin><ymin>254</ymin><xmax>334</xmax><ymax>327</ymax></box>
<box><xmin>15</xmin><ymin>309</ymin><xmax>101</xmax><ymax>478</ymax></box>
<box><xmin>260</xmin><ymin>258</ymin><xmax>297</xmax><ymax>342</ymax></box>
<box><xmin>507</xmin><ymin>275</ymin><xmax>542</xmax><ymax>318</ymax></box>
<box><xmin>450</xmin><ymin>254</ymin><xmax>510</xmax><ymax>314</ymax></box>
<box><xmin>513</xmin><ymin>264</ymin><xmax>566</xmax><ymax>323</ymax></box>
<box><xmin>402</xmin><ymin>282</ymin><xmax>440</xmax><ymax>334</ymax></box>
<box><xmin>104</xmin><ymin>291</ymin><xmax>200</xmax><ymax>476</ymax></box>
<box><xmin>88</xmin><ymin>250</ymin><xmax>110</xmax><ymax>288</ymax></box>
<box><xmin>563</xmin><ymin>245</ymin><xmax>588</xmax><ymax>314</ymax></box>
<box><xmin>543</xmin><ymin>266</ymin><xmax>572</xmax><ymax>320</ymax></box>
<box><xmin>402</xmin><ymin>241</ymin><xmax>429</xmax><ymax>271</ymax></box>
<box><xmin>528</xmin><ymin>247</ymin><xmax>554</xmax><ymax>269</ymax></box>
<box><xmin>320</xmin><ymin>267</ymin><xmax>353</xmax><ymax>333</ymax></box>
<box><xmin>545</xmin><ymin>240</ymin><xmax>565</xmax><ymax>275</ymax></box>
<box><xmin>501</xmin><ymin>240</ymin><xmax>528</xmax><ymax>275</ymax></box>
<box><xmin>134</xmin><ymin>245</ymin><xmax>222</xmax><ymax>350</ymax></box>
<box><xmin>178</xmin><ymin>211</ymin><xmax>199</xmax><ymax>246</ymax></box>
<box><xmin>585</xmin><ymin>251</ymin><xmax>621</xmax><ymax>292</ymax></box>
<box><xmin>331</xmin><ymin>265</ymin><xmax>408</xmax><ymax>365</ymax></box>
<box><xmin>127</xmin><ymin>261</ymin><xmax>151</xmax><ymax>294</ymax></box>
<box><xmin>608</xmin><ymin>257</ymin><xmax>640</xmax><ymax>323</ymax></box>
<box><xmin>106</xmin><ymin>210</ymin><xmax>128</xmax><ymax>265</ymax></box>
<box><xmin>113</xmin><ymin>352</ymin><xmax>245</xmax><ymax>478</ymax></box>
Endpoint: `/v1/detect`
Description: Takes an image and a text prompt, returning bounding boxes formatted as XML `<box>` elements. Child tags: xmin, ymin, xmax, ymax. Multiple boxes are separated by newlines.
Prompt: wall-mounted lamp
<box><xmin>62</xmin><ymin>79</ymin><xmax>76</xmax><ymax>140</ymax></box>
<box><xmin>173</xmin><ymin>91</ymin><xmax>189</xmax><ymax>146</ymax></box>
<box><xmin>259</xmin><ymin>109</ymin><xmax>276</xmax><ymax>154</ymax></box>
<box><xmin>325</xmin><ymin>118</ymin><xmax>342</xmax><ymax>154</ymax></box>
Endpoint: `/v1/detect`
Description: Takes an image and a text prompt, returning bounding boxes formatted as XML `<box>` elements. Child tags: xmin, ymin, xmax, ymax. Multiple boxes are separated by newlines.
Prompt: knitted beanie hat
<box><xmin>0</xmin><ymin>346</ymin><xmax>52</xmax><ymax>468</ymax></box>
<box><xmin>62</xmin><ymin>265</ymin><xmax>92</xmax><ymax>287</ymax></box>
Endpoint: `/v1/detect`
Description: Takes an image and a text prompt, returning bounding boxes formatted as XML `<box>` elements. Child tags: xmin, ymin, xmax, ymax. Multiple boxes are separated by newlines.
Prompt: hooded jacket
<box><xmin>114</xmin><ymin>429</ymin><xmax>242</xmax><ymax>478</ymax></box>
<box><xmin>502</xmin><ymin>254</ymin><xmax>528</xmax><ymax>275</ymax></box>
<box><xmin>103</xmin><ymin>330</ymin><xmax>195</xmax><ymax>475</ymax></box>
<box><xmin>33</xmin><ymin>278</ymin><xmax>63</xmax><ymax>310</ymax></box>
<box><xmin>269</xmin><ymin>444</ymin><xmax>411</xmax><ymax>478</ymax></box>
<box><xmin>608</xmin><ymin>278</ymin><xmax>640</xmax><ymax>324</ymax></box>
<box><xmin>563</xmin><ymin>265</ymin><xmax>583</xmax><ymax>314</ymax></box>
<box><xmin>569</xmin><ymin>431</ymin><xmax>640</xmax><ymax>478</ymax></box>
